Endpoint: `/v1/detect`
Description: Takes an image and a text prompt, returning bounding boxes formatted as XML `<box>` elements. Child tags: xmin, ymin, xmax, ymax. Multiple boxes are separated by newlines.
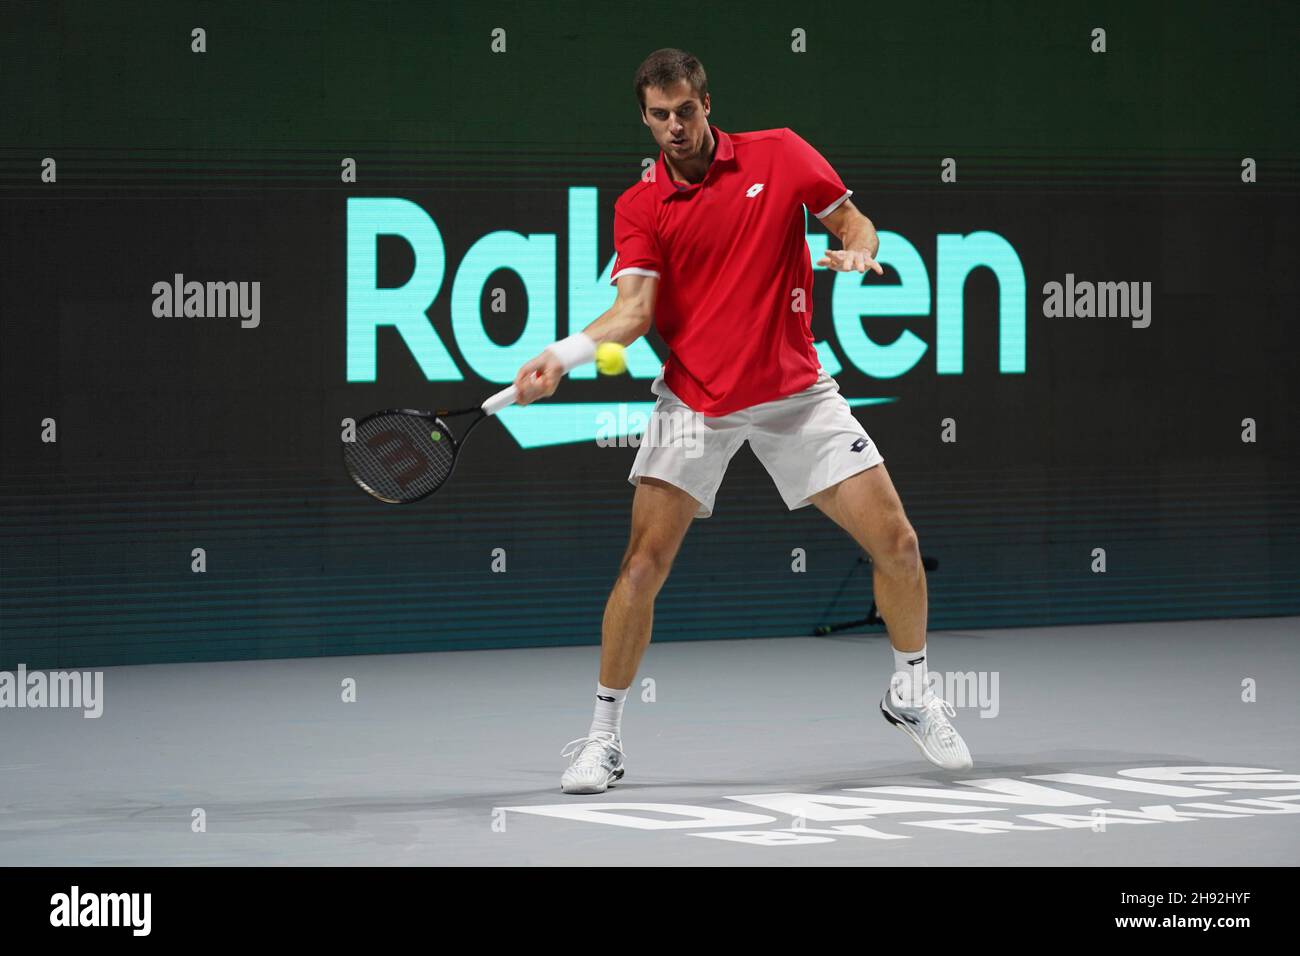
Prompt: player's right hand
<box><xmin>512</xmin><ymin>351</ymin><xmax>565</xmax><ymax>405</ymax></box>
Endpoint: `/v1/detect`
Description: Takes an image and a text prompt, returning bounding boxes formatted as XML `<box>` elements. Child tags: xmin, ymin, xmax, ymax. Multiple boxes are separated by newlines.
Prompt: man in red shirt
<box><xmin>512</xmin><ymin>49</ymin><xmax>973</xmax><ymax>793</ymax></box>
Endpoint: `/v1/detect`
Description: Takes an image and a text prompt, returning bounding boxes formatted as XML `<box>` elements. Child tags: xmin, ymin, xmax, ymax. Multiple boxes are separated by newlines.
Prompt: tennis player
<box><xmin>511</xmin><ymin>49</ymin><xmax>973</xmax><ymax>794</ymax></box>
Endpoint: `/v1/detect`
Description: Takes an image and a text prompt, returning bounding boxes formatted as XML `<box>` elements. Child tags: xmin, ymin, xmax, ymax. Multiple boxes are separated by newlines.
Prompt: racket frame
<box><xmin>344</xmin><ymin>406</ymin><xmax>485</xmax><ymax>505</ymax></box>
<box><xmin>343</xmin><ymin>383</ymin><xmax>518</xmax><ymax>504</ymax></box>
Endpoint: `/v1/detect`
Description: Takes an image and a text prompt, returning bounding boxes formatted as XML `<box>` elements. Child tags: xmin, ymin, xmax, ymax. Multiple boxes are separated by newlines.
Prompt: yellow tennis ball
<box><xmin>595</xmin><ymin>342</ymin><xmax>627</xmax><ymax>376</ymax></box>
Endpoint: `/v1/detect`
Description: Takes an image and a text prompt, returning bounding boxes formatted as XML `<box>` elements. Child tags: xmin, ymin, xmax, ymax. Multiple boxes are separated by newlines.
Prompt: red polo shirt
<box><xmin>609</xmin><ymin>126</ymin><xmax>852</xmax><ymax>416</ymax></box>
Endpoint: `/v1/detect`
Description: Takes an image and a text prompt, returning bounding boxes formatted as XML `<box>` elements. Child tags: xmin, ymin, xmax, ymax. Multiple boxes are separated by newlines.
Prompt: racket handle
<box><xmin>481</xmin><ymin>384</ymin><xmax>518</xmax><ymax>417</ymax></box>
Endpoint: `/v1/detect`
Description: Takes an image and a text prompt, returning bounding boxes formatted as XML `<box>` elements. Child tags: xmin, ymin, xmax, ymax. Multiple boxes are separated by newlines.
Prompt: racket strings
<box><xmin>346</xmin><ymin>413</ymin><xmax>457</xmax><ymax>503</ymax></box>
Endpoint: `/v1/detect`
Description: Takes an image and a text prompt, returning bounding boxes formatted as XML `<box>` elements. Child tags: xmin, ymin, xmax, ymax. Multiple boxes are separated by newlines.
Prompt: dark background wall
<box><xmin>1</xmin><ymin>0</ymin><xmax>1297</xmax><ymax>669</ymax></box>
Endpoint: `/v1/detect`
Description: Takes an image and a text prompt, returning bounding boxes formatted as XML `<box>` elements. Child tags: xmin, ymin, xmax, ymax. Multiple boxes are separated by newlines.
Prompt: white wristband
<box><xmin>544</xmin><ymin>333</ymin><xmax>597</xmax><ymax>372</ymax></box>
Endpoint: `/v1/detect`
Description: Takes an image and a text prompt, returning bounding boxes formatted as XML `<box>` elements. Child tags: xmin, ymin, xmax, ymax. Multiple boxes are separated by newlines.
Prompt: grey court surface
<box><xmin>2</xmin><ymin>616</ymin><xmax>1297</xmax><ymax>866</ymax></box>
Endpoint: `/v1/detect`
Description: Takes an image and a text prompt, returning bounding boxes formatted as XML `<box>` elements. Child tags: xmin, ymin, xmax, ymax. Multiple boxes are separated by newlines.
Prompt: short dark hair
<box><xmin>634</xmin><ymin>48</ymin><xmax>708</xmax><ymax>113</ymax></box>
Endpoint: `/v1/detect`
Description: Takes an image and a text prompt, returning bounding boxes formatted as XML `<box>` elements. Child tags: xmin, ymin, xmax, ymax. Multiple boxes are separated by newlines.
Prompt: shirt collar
<box><xmin>655</xmin><ymin>125</ymin><xmax>735</xmax><ymax>200</ymax></box>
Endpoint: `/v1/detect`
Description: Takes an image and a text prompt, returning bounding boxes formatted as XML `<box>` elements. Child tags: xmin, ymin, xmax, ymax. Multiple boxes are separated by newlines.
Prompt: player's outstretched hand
<box><xmin>818</xmin><ymin>249</ymin><xmax>884</xmax><ymax>275</ymax></box>
<box><xmin>512</xmin><ymin>352</ymin><xmax>565</xmax><ymax>405</ymax></box>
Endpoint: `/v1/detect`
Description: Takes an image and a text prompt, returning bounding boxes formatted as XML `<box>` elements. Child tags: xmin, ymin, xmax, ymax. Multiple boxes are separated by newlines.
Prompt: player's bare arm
<box><xmin>817</xmin><ymin>198</ymin><xmax>884</xmax><ymax>275</ymax></box>
<box><xmin>511</xmin><ymin>273</ymin><xmax>659</xmax><ymax>405</ymax></box>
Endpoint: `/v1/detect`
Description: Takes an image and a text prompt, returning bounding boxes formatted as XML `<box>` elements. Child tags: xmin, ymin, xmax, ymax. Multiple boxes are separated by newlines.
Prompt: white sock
<box><xmin>891</xmin><ymin>645</ymin><xmax>928</xmax><ymax>705</ymax></box>
<box><xmin>589</xmin><ymin>682</ymin><xmax>628</xmax><ymax>738</ymax></box>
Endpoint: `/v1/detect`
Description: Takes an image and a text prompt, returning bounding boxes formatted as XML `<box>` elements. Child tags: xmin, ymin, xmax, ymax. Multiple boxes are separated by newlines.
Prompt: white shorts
<box><xmin>628</xmin><ymin>368</ymin><xmax>885</xmax><ymax>518</ymax></box>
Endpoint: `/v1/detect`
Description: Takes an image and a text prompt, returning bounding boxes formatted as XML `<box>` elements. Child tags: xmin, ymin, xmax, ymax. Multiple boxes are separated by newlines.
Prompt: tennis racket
<box><xmin>343</xmin><ymin>383</ymin><xmax>519</xmax><ymax>504</ymax></box>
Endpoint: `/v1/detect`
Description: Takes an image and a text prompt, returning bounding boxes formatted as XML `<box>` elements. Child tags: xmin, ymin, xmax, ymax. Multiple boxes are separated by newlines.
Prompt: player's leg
<box><xmin>809</xmin><ymin>466</ymin><xmax>972</xmax><ymax>769</ymax></box>
<box><xmin>561</xmin><ymin>478</ymin><xmax>699</xmax><ymax>795</ymax></box>
<box><xmin>749</xmin><ymin>371</ymin><xmax>972</xmax><ymax>769</ymax></box>
<box><xmin>600</xmin><ymin>476</ymin><xmax>701</xmax><ymax>688</ymax></box>
<box><xmin>561</xmin><ymin>379</ymin><xmax>746</xmax><ymax>793</ymax></box>
<box><xmin>745</xmin><ymin>374</ymin><xmax>913</xmax><ymax>634</ymax></box>
<box><xmin>808</xmin><ymin>464</ymin><xmax>925</xmax><ymax>657</ymax></box>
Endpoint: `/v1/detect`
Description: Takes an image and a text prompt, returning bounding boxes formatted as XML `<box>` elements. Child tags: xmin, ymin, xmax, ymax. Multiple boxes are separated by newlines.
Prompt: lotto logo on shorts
<box><xmin>850</xmin><ymin>438</ymin><xmax>870</xmax><ymax>453</ymax></box>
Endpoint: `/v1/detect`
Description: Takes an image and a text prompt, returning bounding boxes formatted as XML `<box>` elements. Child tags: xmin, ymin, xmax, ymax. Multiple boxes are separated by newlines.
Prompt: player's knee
<box><xmin>875</xmin><ymin>522</ymin><xmax>921</xmax><ymax>576</ymax></box>
<box><xmin>619</xmin><ymin>547</ymin><xmax>673</xmax><ymax>597</ymax></box>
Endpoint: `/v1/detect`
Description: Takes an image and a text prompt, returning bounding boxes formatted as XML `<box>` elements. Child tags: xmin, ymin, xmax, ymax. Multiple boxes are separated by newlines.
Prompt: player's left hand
<box><xmin>818</xmin><ymin>249</ymin><xmax>884</xmax><ymax>275</ymax></box>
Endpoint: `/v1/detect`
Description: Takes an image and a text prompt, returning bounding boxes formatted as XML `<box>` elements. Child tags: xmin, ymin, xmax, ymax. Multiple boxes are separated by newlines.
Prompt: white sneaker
<box><xmin>880</xmin><ymin>688</ymin><xmax>974</xmax><ymax>771</ymax></box>
<box><xmin>560</xmin><ymin>731</ymin><xmax>625</xmax><ymax>794</ymax></box>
